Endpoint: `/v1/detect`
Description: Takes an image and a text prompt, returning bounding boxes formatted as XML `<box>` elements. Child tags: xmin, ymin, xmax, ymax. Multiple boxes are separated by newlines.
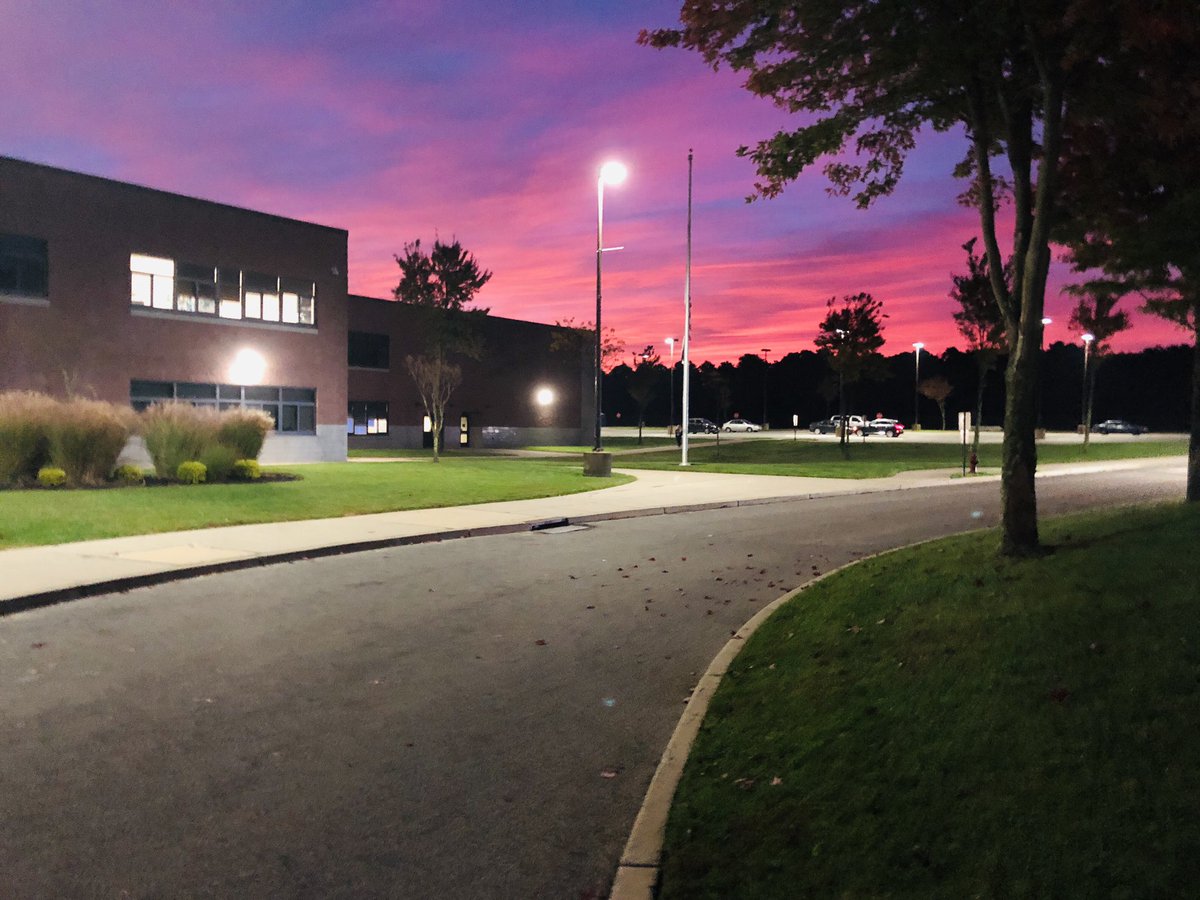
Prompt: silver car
<box><xmin>721</xmin><ymin>418</ymin><xmax>762</xmax><ymax>432</ymax></box>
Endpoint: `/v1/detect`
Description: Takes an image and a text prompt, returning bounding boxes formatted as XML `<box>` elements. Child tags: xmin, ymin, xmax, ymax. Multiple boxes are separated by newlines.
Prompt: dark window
<box><xmin>0</xmin><ymin>233</ymin><xmax>49</xmax><ymax>297</ymax></box>
<box><xmin>348</xmin><ymin>331</ymin><xmax>390</xmax><ymax>369</ymax></box>
<box><xmin>348</xmin><ymin>400</ymin><xmax>389</xmax><ymax>435</ymax></box>
<box><xmin>130</xmin><ymin>381</ymin><xmax>316</xmax><ymax>433</ymax></box>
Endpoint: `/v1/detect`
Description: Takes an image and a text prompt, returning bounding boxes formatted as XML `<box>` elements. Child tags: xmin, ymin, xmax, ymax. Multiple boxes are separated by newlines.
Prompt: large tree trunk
<box><xmin>1000</xmin><ymin>331</ymin><xmax>1040</xmax><ymax>553</ymax></box>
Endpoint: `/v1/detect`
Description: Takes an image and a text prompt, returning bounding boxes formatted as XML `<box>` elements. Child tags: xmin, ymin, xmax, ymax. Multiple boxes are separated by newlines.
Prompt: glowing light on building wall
<box><xmin>229</xmin><ymin>348</ymin><xmax>267</xmax><ymax>385</ymax></box>
<box><xmin>535</xmin><ymin>387</ymin><xmax>555</xmax><ymax>407</ymax></box>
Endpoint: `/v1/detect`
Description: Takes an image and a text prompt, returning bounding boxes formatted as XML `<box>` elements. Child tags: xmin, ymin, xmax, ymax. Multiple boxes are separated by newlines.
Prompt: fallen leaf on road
<box><xmin>535</xmin><ymin>639</ymin><xmax>547</xmax><ymax>646</ymax></box>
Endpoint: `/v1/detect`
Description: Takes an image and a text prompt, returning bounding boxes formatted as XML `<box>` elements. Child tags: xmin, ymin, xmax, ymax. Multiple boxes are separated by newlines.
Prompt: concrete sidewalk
<box><xmin>0</xmin><ymin>458</ymin><xmax>1163</xmax><ymax>615</ymax></box>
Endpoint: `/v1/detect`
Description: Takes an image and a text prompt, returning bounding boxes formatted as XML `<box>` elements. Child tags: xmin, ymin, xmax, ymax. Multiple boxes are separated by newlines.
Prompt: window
<box><xmin>129</xmin><ymin>255</ymin><xmax>315</xmax><ymax>327</ymax></box>
<box><xmin>131</xmin><ymin>380</ymin><xmax>317</xmax><ymax>433</ymax></box>
<box><xmin>0</xmin><ymin>233</ymin><xmax>49</xmax><ymax>298</ymax></box>
<box><xmin>175</xmin><ymin>262</ymin><xmax>217</xmax><ymax>315</ymax></box>
<box><xmin>130</xmin><ymin>254</ymin><xmax>174</xmax><ymax>309</ymax></box>
<box><xmin>348</xmin><ymin>331</ymin><xmax>390</xmax><ymax>369</ymax></box>
<box><xmin>348</xmin><ymin>401</ymin><xmax>388</xmax><ymax>435</ymax></box>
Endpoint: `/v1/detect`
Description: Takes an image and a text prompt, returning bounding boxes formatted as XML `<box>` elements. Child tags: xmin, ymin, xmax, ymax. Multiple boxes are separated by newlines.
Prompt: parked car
<box><xmin>688</xmin><ymin>417</ymin><xmax>719</xmax><ymax>434</ymax></box>
<box><xmin>808</xmin><ymin>415</ymin><xmax>865</xmax><ymax>435</ymax></box>
<box><xmin>722</xmin><ymin>418</ymin><xmax>762</xmax><ymax>432</ymax></box>
<box><xmin>863</xmin><ymin>417</ymin><xmax>905</xmax><ymax>437</ymax></box>
<box><xmin>1092</xmin><ymin>419</ymin><xmax>1148</xmax><ymax>435</ymax></box>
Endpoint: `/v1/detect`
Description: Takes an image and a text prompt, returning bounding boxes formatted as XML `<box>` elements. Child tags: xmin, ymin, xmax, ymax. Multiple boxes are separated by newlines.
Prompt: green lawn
<box><xmin>610</xmin><ymin>437</ymin><xmax>1188</xmax><ymax>478</ymax></box>
<box><xmin>659</xmin><ymin>503</ymin><xmax>1200</xmax><ymax>898</ymax></box>
<box><xmin>0</xmin><ymin>459</ymin><xmax>632</xmax><ymax>548</ymax></box>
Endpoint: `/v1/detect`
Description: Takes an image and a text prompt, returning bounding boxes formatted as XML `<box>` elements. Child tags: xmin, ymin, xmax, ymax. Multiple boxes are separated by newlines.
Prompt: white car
<box><xmin>722</xmin><ymin>418</ymin><xmax>762</xmax><ymax>432</ymax></box>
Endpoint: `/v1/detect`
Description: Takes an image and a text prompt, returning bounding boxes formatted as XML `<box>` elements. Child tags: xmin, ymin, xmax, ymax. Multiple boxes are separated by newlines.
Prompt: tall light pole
<box><xmin>680</xmin><ymin>150</ymin><xmax>694</xmax><ymax>467</ymax></box>
<box><xmin>760</xmin><ymin>347</ymin><xmax>771</xmax><ymax>427</ymax></box>
<box><xmin>665</xmin><ymin>336</ymin><xmax>677</xmax><ymax>432</ymax></box>
<box><xmin>912</xmin><ymin>342</ymin><xmax>924</xmax><ymax>429</ymax></box>
<box><xmin>593</xmin><ymin>160</ymin><xmax>627</xmax><ymax>451</ymax></box>
<box><xmin>1039</xmin><ymin>317</ymin><xmax>1052</xmax><ymax>433</ymax></box>
<box><xmin>1081</xmin><ymin>331</ymin><xmax>1095</xmax><ymax>443</ymax></box>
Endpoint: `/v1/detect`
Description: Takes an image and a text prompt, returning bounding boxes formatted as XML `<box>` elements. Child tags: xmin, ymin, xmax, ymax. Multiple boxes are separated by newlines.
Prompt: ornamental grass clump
<box><xmin>217</xmin><ymin>408</ymin><xmax>272</xmax><ymax>460</ymax></box>
<box><xmin>48</xmin><ymin>399</ymin><xmax>136</xmax><ymax>484</ymax></box>
<box><xmin>0</xmin><ymin>391</ymin><xmax>55</xmax><ymax>483</ymax></box>
<box><xmin>141</xmin><ymin>402</ymin><xmax>219</xmax><ymax>479</ymax></box>
<box><xmin>199</xmin><ymin>443</ymin><xmax>238</xmax><ymax>483</ymax></box>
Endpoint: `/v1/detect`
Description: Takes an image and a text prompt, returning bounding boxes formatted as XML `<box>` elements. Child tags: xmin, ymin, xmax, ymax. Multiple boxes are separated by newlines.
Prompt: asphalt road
<box><xmin>0</xmin><ymin>462</ymin><xmax>1184</xmax><ymax>899</ymax></box>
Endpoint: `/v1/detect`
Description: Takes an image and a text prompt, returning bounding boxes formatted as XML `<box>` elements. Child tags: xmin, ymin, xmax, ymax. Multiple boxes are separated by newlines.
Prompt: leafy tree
<box><xmin>626</xmin><ymin>345</ymin><xmax>660</xmax><ymax>445</ymax></box>
<box><xmin>1055</xmin><ymin>1</ymin><xmax>1200</xmax><ymax>497</ymax></box>
<box><xmin>814</xmin><ymin>293</ymin><xmax>887</xmax><ymax>457</ymax></box>
<box><xmin>701</xmin><ymin>364</ymin><xmax>733</xmax><ymax>424</ymax></box>
<box><xmin>951</xmin><ymin>237</ymin><xmax>1008</xmax><ymax>454</ymax></box>
<box><xmin>393</xmin><ymin>238</ymin><xmax>492</xmax><ymax>461</ymax></box>
<box><xmin>551</xmin><ymin>318</ymin><xmax>625</xmax><ymax>368</ymax></box>
<box><xmin>919</xmin><ymin>375</ymin><xmax>954</xmax><ymax>431</ymax></box>
<box><xmin>1066</xmin><ymin>286</ymin><xmax>1132</xmax><ymax>447</ymax></box>
<box><xmin>641</xmin><ymin>2</ymin><xmax>1120</xmax><ymax>554</ymax></box>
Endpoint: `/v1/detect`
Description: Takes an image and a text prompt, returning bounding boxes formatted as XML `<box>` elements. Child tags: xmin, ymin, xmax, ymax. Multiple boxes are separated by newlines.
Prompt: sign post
<box><xmin>958</xmin><ymin>411</ymin><xmax>972</xmax><ymax>476</ymax></box>
<box><xmin>792</xmin><ymin>413</ymin><xmax>798</xmax><ymax>441</ymax></box>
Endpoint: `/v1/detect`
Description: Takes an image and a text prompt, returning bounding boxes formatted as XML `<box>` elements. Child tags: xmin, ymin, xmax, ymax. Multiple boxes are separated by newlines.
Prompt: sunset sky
<box><xmin>2</xmin><ymin>0</ymin><xmax>1185</xmax><ymax>362</ymax></box>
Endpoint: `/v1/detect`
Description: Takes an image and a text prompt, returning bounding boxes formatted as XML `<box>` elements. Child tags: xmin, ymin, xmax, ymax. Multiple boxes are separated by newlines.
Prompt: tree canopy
<box><xmin>641</xmin><ymin>0</ymin><xmax>1193</xmax><ymax>553</ymax></box>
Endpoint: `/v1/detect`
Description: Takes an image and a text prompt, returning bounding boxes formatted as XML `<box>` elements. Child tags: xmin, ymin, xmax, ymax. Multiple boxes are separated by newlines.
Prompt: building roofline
<box><xmin>1</xmin><ymin>155</ymin><xmax>349</xmax><ymax>236</ymax></box>
<box><xmin>348</xmin><ymin>294</ymin><xmax>567</xmax><ymax>330</ymax></box>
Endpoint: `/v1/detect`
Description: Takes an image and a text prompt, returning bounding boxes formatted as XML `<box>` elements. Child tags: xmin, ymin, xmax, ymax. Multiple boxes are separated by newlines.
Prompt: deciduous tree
<box><xmin>814</xmin><ymin>293</ymin><xmax>887</xmax><ymax>456</ymax></box>
<box><xmin>951</xmin><ymin>237</ymin><xmax>1007</xmax><ymax>454</ymax></box>
<box><xmin>919</xmin><ymin>375</ymin><xmax>954</xmax><ymax>431</ymax></box>
<box><xmin>1055</xmin><ymin>1</ymin><xmax>1200</xmax><ymax>496</ymax></box>
<box><xmin>641</xmin><ymin>1</ymin><xmax>1101</xmax><ymax>554</ymax></box>
<box><xmin>394</xmin><ymin>238</ymin><xmax>491</xmax><ymax>461</ymax></box>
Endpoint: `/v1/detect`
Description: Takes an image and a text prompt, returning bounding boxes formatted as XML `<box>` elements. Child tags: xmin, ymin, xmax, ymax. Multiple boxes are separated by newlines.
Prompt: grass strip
<box><xmin>612</xmin><ymin>437</ymin><xmax>1187</xmax><ymax>478</ymax></box>
<box><xmin>659</xmin><ymin>502</ymin><xmax>1200</xmax><ymax>898</ymax></box>
<box><xmin>0</xmin><ymin>458</ymin><xmax>632</xmax><ymax>548</ymax></box>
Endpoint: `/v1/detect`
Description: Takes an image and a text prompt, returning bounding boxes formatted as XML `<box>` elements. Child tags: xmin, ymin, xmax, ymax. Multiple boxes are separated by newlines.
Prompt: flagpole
<box><xmin>680</xmin><ymin>149</ymin><xmax>694</xmax><ymax>466</ymax></box>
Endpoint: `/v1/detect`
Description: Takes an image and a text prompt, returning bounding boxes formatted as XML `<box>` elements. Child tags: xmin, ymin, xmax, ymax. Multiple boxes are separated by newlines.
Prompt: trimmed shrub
<box><xmin>141</xmin><ymin>403</ymin><xmax>219</xmax><ymax>479</ymax></box>
<box><xmin>232</xmin><ymin>458</ymin><xmax>262</xmax><ymax>480</ymax></box>
<box><xmin>0</xmin><ymin>391</ymin><xmax>55</xmax><ymax>483</ymax></box>
<box><xmin>37</xmin><ymin>466</ymin><xmax>67</xmax><ymax>488</ymax></box>
<box><xmin>176</xmin><ymin>460</ymin><xmax>207</xmax><ymax>484</ymax></box>
<box><xmin>199</xmin><ymin>443</ymin><xmax>238</xmax><ymax>482</ymax></box>
<box><xmin>217</xmin><ymin>408</ymin><xmax>273</xmax><ymax>460</ymax></box>
<box><xmin>48</xmin><ymin>399</ymin><xmax>136</xmax><ymax>485</ymax></box>
<box><xmin>113</xmin><ymin>463</ymin><xmax>145</xmax><ymax>486</ymax></box>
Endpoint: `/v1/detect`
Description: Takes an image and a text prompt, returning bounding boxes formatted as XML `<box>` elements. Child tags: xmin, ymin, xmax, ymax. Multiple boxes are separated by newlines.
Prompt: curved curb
<box><xmin>608</xmin><ymin>541</ymin><xmax>940</xmax><ymax>899</ymax></box>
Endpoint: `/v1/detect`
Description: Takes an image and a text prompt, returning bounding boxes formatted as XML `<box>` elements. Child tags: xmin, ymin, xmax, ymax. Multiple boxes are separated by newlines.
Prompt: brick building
<box><xmin>0</xmin><ymin>156</ymin><xmax>588</xmax><ymax>461</ymax></box>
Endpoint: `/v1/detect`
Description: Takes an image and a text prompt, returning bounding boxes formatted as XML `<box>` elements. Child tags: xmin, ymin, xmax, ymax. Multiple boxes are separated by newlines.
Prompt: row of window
<box><xmin>130</xmin><ymin>254</ymin><xmax>316</xmax><ymax>327</ymax></box>
<box><xmin>131</xmin><ymin>380</ymin><xmax>317</xmax><ymax>433</ymax></box>
<box><xmin>0</xmin><ymin>232</ymin><xmax>49</xmax><ymax>298</ymax></box>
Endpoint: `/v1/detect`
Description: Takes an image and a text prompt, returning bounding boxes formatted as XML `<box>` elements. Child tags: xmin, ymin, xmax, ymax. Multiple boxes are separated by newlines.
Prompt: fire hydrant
<box><xmin>969</xmin><ymin>451</ymin><xmax>978</xmax><ymax>474</ymax></box>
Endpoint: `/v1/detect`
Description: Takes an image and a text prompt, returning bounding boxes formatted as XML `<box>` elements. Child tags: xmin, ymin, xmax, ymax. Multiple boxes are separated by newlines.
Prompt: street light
<box><xmin>912</xmin><ymin>342</ymin><xmax>924</xmax><ymax>429</ymax></box>
<box><xmin>1081</xmin><ymin>332</ymin><xmax>1095</xmax><ymax>440</ymax></box>
<box><xmin>760</xmin><ymin>348</ymin><xmax>771</xmax><ymax>428</ymax></box>
<box><xmin>665</xmin><ymin>336</ymin><xmax>677</xmax><ymax>433</ymax></box>
<box><xmin>593</xmin><ymin>160</ymin><xmax>628</xmax><ymax>451</ymax></box>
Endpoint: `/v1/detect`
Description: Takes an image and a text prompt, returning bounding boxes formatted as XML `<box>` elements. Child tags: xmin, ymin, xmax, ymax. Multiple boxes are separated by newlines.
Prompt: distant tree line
<box><xmin>602</xmin><ymin>342</ymin><xmax>1192</xmax><ymax>435</ymax></box>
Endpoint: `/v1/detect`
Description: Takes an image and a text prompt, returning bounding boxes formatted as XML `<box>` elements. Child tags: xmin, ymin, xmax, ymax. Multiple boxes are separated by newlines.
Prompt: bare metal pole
<box><xmin>593</xmin><ymin>175</ymin><xmax>604</xmax><ymax>451</ymax></box>
<box><xmin>681</xmin><ymin>149</ymin><xmax>694</xmax><ymax>466</ymax></box>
